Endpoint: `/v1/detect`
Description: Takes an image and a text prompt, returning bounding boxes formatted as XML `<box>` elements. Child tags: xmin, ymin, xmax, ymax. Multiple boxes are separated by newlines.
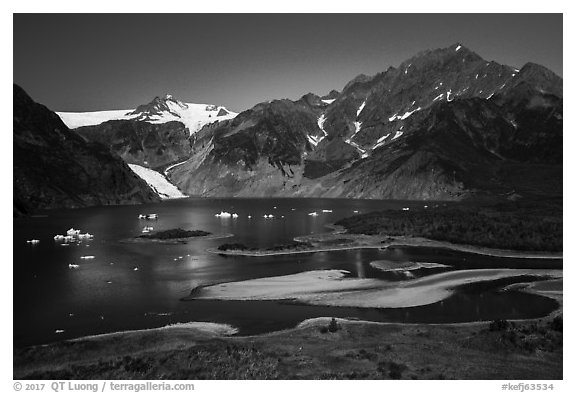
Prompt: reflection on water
<box><xmin>13</xmin><ymin>198</ymin><xmax>562</xmax><ymax>347</ymax></box>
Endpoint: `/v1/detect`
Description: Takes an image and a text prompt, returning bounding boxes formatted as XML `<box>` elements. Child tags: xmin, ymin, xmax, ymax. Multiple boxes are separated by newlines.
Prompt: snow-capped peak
<box><xmin>57</xmin><ymin>95</ymin><xmax>237</xmax><ymax>135</ymax></box>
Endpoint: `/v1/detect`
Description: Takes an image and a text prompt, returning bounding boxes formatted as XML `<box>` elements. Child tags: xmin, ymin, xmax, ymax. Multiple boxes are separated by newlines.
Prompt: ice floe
<box><xmin>55</xmin><ymin>229</ymin><xmax>94</xmax><ymax>243</ymax></box>
<box><xmin>138</xmin><ymin>213</ymin><xmax>158</xmax><ymax>220</ymax></box>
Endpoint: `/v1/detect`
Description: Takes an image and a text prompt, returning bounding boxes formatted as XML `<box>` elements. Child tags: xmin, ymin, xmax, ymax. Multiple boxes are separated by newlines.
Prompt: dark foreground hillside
<box><xmin>15</xmin><ymin>314</ymin><xmax>562</xmax><ymax>380</ymax></box>
<box><xmin>13</xmin><ymin>84</ymin><xmax>159</xmax><ymax>215</ymax></box>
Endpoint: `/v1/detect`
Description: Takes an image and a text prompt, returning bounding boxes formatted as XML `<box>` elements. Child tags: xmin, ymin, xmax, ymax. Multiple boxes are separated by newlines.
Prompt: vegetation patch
<box><xmin>336</xmin><ymin>198</ymin><xmax>562</xmax><ymax>252</ymax></box>
<box><xmin>139</xmin><ymin>228</ymin><xmax>211</xmax><ymax>240</ymax></box>
<box><xmin>217</xmin><ymin>241</ymin><xmax>314</xmax><ymax>252</ymax></box>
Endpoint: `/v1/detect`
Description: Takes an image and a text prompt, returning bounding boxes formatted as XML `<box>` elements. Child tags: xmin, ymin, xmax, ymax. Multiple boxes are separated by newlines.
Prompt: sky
<box><xmin>13</xmin><ymin>14</ymin><xmax>563</xmax><ymax>113</ymax></box>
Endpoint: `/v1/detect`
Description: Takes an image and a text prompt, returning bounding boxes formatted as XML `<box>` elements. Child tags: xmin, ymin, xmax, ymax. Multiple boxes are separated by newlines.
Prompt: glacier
<box><xmin>128</xmin><ymin>164</ymin><xmax>187</xmax><ymax>199</ymax></box>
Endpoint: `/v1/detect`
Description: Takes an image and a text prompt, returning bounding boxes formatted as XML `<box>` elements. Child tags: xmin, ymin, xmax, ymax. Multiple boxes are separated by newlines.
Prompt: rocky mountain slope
<box><xmin>13</xmin><ymin>85</ymin><xmax>160</xmax><ymax>215</ymax></box>
<box><xmin>168</xmin><ymin>44</ymin><xmax>562</xmax><ymax>201</ymax></box>
<box><xmin>75</xmin><ymin>120</ymin><xmax>191</xmax><ymax>170</ymax></box>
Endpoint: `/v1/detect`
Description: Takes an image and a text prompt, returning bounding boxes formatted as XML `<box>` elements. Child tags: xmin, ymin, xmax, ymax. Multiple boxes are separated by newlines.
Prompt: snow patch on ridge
<box><xmin>372</xmin><ymin>133</ymin><xmax>391</xmax><ymax>150</ymax></box>
<box><xmin>129</xmin><ymin>164</ymin><xmax>186</xmax><ymax>199</ymax></box>
<box><xmin>317</xmin><ymin>114</ymin><xmax>328</xmax><ymax>136</ymax></box>
<box><xmin>345</xmin><ymin>121</ymin><xmax>367</xmax><ymax>158</ymax></box>
<box><xmin>389</xmin><ymin>107</ymin><xmax>421</xmax><ymax>122</ymax></box>
<box><xmin>376</xmin><ymin>133</ymin><xmax>391</xmax><ymax>144</ymax></box>
<box><xmin>308</xmin><ymin>114</ymin><xmax>329</xmax><ymax>147</ymax></box>
<box><xmin>356</xmin><ymin>100</ymin><xmax>366</xmax><ymax>117</ymax></box>
<box><xmin>164</xmin><ymin>160</ymin><xmax>189</xmax><ymax>176</ymax></box>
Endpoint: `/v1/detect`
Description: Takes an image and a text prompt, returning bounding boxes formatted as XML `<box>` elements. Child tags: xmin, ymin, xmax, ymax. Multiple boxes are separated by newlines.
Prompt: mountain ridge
<box><xmin>57</xmin><ymin>94</ymin><xmax>237</xmax><ymax>135</ymax></box>
<box><xmin>21</xmin><ymin>43</ymin><xmax>561</xmax><ymax>205</ymax></box>
<box><xmin>166</xmin><ymin>43</ymin><xmax>562</xmax><ymax>201</ymax></box>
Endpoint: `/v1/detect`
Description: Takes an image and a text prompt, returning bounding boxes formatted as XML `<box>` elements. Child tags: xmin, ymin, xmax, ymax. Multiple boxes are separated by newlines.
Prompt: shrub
<box><xmin>217</xmin><ymin>243</ymin><xmax>249</xmax><ymax>251</ymax></box>
<box><xmin>550</xmin><ymin>316</ymin><xmax>563</xmax><ymax>332</ymax></box>
<box><xmin>489</xmin><ymin>319</ymin><xmax>510</xmax><ymax>332</ymax></box>
<box><xmin>328</xmin><ymin>318</ymin><xmax>339</xmax><ymax>333</ymax></box>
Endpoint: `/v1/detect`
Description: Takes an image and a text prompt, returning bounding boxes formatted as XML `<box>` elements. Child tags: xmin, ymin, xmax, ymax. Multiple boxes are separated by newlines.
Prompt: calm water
<box><xmin>13</xmin><ymin>198</ymin><xmax>561</xmax><ymax>347</ymax></box>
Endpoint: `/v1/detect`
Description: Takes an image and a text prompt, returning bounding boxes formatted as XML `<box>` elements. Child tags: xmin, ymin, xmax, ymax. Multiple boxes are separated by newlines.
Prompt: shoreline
<box><xmin>68</xmin><ymin>321</ymin><xmax>239</xmax><ymax>343</ymax></box>
<box><xmin>207</xmin><ymin>228</ymin><xmax>562</xmax><ymax>259</ymax></box>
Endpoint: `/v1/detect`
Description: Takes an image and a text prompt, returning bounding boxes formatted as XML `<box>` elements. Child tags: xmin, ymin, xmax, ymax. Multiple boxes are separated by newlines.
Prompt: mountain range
<box><xmin>13</xmin><ymin>43</ymin><xmax>563</xmax><ymax>213</ymax></box>
<box><xmin>168</xmin><ymin>43</ymin><xmax>562</xmax><ymax>200</ymax></box>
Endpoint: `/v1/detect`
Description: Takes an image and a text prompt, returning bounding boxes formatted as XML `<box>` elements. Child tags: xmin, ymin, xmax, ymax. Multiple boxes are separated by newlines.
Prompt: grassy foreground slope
<box><xmin>14</xmin><ymin>315</ymin><xmax>562</xmax><ymax>380</ymax></box>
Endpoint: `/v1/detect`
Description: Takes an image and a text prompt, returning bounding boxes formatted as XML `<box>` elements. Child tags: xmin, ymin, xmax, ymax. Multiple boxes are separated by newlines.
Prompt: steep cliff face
<box><xmin>13</xmin><ymin>85</ymin><xmax>160</xmax><ymax>215</ymax></box>
<box><xmin>492</xmin><ymin>63</ymin><xmax>563</xmax><ymax>164</ymax></box>
<box><xmin>76</xmin><ymin>120</ymin><xmax>191</xmax><ymax>170</ymax></box>
<box><xmin>168</xmin><ymin>44</ymin><xmax>562</xmax><ymax>201</ymax></box>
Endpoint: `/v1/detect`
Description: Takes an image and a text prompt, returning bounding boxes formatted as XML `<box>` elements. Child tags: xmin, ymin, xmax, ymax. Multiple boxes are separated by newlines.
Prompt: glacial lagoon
<box><xmin>13</xmin><ymin>198</ymin><xmax>562</xmax><ymax>347</ymax></box>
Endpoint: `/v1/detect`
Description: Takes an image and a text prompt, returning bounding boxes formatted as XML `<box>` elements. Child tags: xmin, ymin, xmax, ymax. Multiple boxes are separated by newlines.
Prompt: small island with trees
<box><xmin>122</xmin><ymin>228</ymin><xmax>232</xmax><ymax>244</ymax></box>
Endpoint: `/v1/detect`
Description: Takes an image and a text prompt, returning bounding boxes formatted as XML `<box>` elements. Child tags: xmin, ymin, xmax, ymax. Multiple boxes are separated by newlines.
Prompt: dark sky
<box><xmin>13</xmin><ymin>14</ymin><xmax>562</xmax><ymax>113</ymax></box>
